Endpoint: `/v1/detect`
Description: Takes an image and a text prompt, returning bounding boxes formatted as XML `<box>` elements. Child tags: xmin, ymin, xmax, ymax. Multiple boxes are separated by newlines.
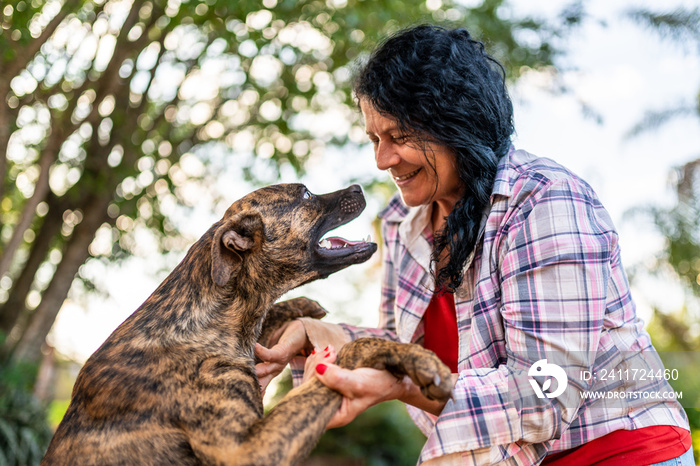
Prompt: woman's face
<box><xmin>361</xmin><ymin>99</ymin><xmax>463</xmax><ymax>213</ymax></box>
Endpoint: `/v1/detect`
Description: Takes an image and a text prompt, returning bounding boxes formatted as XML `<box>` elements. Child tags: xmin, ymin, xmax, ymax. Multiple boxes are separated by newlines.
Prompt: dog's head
<box><xmin>210</xmin><ymin>184</ymin><xmax>377</xmax><ymax>292</ymax></box>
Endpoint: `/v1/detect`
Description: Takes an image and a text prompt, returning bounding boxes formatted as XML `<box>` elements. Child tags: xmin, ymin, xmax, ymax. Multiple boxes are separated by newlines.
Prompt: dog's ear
<box><xmin>211</xmin><ymin>211</ymin><xmax>263</xmax><ymax>286</ymax></box>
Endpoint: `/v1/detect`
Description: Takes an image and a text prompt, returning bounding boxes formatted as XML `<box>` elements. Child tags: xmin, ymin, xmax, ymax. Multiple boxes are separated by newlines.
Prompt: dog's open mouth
<box><xmin>307</xmin><ymin>184</ymin><xmax>378</xmax><ymax>277</ymax></box>
<box><xmin>318</xmin><ymin>235</ymin><xmax>371</xmax><ymax>251</ymax></box>
<box><xmin>315</xmin><ymin>234</ymin><xmax>374</xmax><ymax>257</ymax></box>
<box><xmin>310</xmin><ymin>230</ymin><xmax>376</xmax><ymax>279</ymax></box>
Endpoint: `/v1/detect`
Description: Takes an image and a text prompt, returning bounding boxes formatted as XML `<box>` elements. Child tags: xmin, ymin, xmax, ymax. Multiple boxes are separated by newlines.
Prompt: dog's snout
<box><xmin>340</xmin><ymin>197</ymin><xmax>362</xmax><ymax>214</ymax></box>
<box><xmin>318</xmin><ymin>184</ymin><xmax>366</xmax><ymax>219</ymax></box>
<box><xmin>340</xmin><ymin>184</ymin><xmax>365</xmax><ymax>214</ymax></box>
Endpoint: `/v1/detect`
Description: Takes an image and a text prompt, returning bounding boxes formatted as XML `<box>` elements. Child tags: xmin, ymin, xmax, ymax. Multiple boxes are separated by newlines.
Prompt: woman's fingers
<box><xmin>254</xmin><ymin>342</ymin><xmax>286</xmax><ymax>365</ymax></box>
<box><xmin>255</xmin><ymin>320</ymin><xmax>309</xmax><ymax>372</ymax></box>
<box><xmin>255</xmin><ymin>320</ymin><xmax>311</xmax><ymax>393</ymax></box>
<box><xmin>312</xmin><ymin>362</ymin><xmax>408</xmax><ymax>429</ymax></box>
<box><xmin>302</xmin><ymin>345</ymin><xmax>337</xmax><ymax>382</ymax></box>
<box><xmin>257</xmin><ymin>321</ymin><xmax>308</xmax><ymax>362</ymax></box>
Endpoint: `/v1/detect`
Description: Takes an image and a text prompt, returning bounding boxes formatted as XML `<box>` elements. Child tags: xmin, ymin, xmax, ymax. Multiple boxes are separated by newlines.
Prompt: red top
<box><xmin>422</xmin><ymin>288</ymin><xmax>458</xmax><ymax>373</ymax></box>
<box><xmin>422</xmin><ymin>290</ymin><xmax>691</xmax><ymax>464</ymax></box>
<box><xmin>542</xmin><ymin>425</ymin><xmax>691</xmax><ymax>465</ymax></box>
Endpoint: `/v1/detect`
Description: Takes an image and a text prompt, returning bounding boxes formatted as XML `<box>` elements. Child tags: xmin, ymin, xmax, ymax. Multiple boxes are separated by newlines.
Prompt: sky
<box><xmin>48</xmin><ymin>0</ymin><xmax>700</xmax><ymax>363</ymax></box>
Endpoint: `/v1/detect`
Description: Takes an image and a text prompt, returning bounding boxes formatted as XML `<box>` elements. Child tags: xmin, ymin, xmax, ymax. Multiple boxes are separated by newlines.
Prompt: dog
<box><xmin>42</xmin><ymin>183</ymin><xmax>452</xmax><ymax>465</ymax></box>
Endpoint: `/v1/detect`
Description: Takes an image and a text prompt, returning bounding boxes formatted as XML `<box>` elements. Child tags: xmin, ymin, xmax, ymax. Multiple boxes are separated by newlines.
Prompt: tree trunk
<box><xmin>11</xmin><ymin>191</ymin><xmax>111</xmax><ymax>364</ymax></box>
<box><xmin>0</xmin><ymin>0</ymin><xmax>78</xmax><ymax>208</ymax></box>
<box><xmin>0</xmin><ymin>194</ymin><xmax>66</xmax><ymax>338</ymax></box>
<box><xmin>0</xmin><ymin>146</ymin><xmax>58</xmax><ymax>279</ymax></box>
<box><xmin>0</xmin><ymin>93</ymin><xmax>9</xmax><ymax>222</ymax></box>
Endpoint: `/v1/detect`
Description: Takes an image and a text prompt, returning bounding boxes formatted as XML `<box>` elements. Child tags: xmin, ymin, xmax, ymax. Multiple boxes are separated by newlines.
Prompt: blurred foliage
<box><xmin>0</xmin><ymin>334</ymin><xmax>52</xmax><ymax>466</ymax></box>
<box><xmin>653</xmin><ymin>160</ymin><xmax>700</xmax><ymax>299</ymax></box>
<box><xmin>0</xmin><ymin>0</ymin><xmax>574</xmax><ymax>365</ymax></box>
<box><xmin>309</xmin><ymin>401</ymin><xmax>426</xmax><ymax>466</ymax></box>
<box><xmin>624</xmin><ymin>5</ymin><xmax>700</xmax><ymax>138</ymax></box>
<box><xmin>624</xmin><ymin>5</ymin><xmax>700</xmax><ymax>463</ymax></box>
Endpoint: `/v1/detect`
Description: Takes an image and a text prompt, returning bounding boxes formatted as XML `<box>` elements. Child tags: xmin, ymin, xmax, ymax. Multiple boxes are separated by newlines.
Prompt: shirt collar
<box><xmin>398</xmin><ymin>203</ymin><xmax>433</xmax><ymax>272</ymax></box>
<box><xmin>491</xmin><ymin>145</ymin><xmax>515</xmax><ymax>201</ymax></box>
<box><xmin>378</xmin><ymin>192</ymin><xmax>409</xmax><ymax>222</ymax></box>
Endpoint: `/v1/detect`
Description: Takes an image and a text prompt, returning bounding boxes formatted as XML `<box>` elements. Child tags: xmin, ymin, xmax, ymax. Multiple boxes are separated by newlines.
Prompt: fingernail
<box><xmin>323</xmin><ymin>346</ymin><xmax>329</xmax><ymax>351</ymax></box>
<box><xmin>324</xmin><ymin>352</ymin><xmax>331</xmax><ymax>358</ymax></box>
<box><xmin>311</xmin><ymin>349</ymin><xmax>316</xmax><ymax>355</ymax></box>
<box><xmin>316</xmin><ymin>364</ymin><xmax>327</xmax><ymax>375</ymax></box>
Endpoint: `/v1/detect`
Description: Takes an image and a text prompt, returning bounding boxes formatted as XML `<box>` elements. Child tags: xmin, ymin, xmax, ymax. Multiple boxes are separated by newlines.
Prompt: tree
<box><xmin>624</xmin><ymin>6</ymin><xmax>700</xmax><ymax>138</ymax></box>
<box><xmin>623</xmin><ymin>5</ymin><xmax>700</xmax><ymax>462</ymax></box>
<box><xmin>622</xmin><ymin>4</ymin><xmax>700</xmax><ymax>350</ymax></box>
<box><xmin>0</xmin><ymin>0</ymin><xmax>569</xmax><ymax>368</ymax></box>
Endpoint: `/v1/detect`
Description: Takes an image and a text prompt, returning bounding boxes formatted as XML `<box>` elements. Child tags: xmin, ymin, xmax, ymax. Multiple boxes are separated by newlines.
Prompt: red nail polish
<box><xmin>316</xmin><ymin>364</ymin><xmax>327</xmax><ymax>375</ymax></box>
<box><xmin>324</xmin><ymin>352</ymin><xmax>330</xmax><ymax>358</ymax></box>
<box><xmin>323</xmin><ymin>346</ymin><xmax>329</xmax><ymax>351</ymax></box>
<box><xmin>311</xmin><ymin>349</ymin><xmax>316</xmax><ymax>355</ymax></box>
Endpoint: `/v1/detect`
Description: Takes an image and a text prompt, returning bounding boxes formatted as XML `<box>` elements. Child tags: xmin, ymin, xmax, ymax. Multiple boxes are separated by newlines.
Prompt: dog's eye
<box><xmin>303</xmin><ymin>189</ymin><xmax>314</xmax><ymax>200</ymax></box>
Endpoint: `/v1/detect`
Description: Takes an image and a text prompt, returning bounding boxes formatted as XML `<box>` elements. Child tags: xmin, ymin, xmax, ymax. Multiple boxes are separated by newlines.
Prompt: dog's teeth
<box><xmin>364</xmin><ymin>234</ymin><xmax>372</xmax><ymax>242</ymax></box>
<box><xmin>319</xmin><ymin>239</ymin><xmax>332</xmax><ymax>249</ymax></box>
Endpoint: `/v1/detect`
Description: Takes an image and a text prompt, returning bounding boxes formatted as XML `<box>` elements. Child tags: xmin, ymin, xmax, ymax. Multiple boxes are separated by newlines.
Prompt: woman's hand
<box><xmin>255</xmin><ymin>320</ymin><xmax>309</xmax><ymax>393</ymax></box>
<box><xmin>304</xmin><ymin>346</ymin><xmax>457</xmax><ymax>429</ymax></box>
<box><xmin>302</xmin><ymin>346</ymin><xmax>407</xmax><ymax>428</ymax></box>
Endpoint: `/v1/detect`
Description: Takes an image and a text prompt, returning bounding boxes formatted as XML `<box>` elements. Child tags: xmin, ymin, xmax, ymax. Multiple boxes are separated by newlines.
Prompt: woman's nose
<box><xmin>375</xmin><ymin>143</ymin><xmax>401</xmax><ymax>171</ymax></box>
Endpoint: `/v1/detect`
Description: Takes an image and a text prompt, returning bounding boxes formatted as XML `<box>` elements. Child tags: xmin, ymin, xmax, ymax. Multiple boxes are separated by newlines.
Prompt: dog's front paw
<box><xmin>285</xmin><ymin>297</ymin><xmax>327</xmax><ymax>320</ymax></box>
<box><xmin>402</xmin><ymin>346</ymin><xmax>453</xmax><ymax>402</ymax></box>
<box><xmin>269</xmin><ymin>297</ymin><xmax>326</xmax><ymax>321</ymax></box>
<box><xmin>336</xmin><ymin>338</ymin><xmax>453</xmax><ymax>402</ymax></box>
<box><xmin>259</xmin><ymin>298</ymin><xmax>327</xmax><ymax>348</ymax></box>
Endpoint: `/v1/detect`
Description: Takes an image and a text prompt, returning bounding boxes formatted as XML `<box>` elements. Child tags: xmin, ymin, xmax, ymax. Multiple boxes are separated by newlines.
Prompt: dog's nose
<box><xmin>349</xmin><ymin>184</ymin><xmax>362</xmax><ymax>194</ymax></box>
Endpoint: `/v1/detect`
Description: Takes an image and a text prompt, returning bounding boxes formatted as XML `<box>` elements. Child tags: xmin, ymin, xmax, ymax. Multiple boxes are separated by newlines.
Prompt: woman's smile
<box><xmin>392</xmin><ymin>168</ymin><xmax>422</xmax><ymax>184</ymax></box>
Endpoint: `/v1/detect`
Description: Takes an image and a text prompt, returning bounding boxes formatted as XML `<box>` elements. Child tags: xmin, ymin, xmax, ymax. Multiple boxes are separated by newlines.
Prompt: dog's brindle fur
<box><xmin>42</xmin><ymin>184</ymin><xmax>452</xmax><ymax>465</ymax></box>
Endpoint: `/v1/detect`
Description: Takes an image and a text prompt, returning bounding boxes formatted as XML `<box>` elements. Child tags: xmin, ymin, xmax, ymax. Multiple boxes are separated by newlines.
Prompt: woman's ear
<box><xmin>210</xmin><ymin>211</ymin><xmax>263</xmax><ymax>287</ymax></box>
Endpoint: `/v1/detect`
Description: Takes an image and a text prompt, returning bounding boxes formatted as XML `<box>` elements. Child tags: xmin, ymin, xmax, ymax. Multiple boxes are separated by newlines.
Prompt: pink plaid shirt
<box><xmin>335</xmin><ymin>147</ymin><xmax>689</xmax><ymax>464</ymax></box>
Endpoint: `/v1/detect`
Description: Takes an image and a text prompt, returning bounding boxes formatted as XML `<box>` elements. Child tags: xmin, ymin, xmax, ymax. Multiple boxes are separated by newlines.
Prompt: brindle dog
<box><xmin>42</xmin><ymin>184</ymin><xmax>452</xmax><ymax>466</ymax></box>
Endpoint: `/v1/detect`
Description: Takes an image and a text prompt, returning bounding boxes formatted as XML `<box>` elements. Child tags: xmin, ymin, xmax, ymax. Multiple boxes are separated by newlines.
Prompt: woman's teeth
<box><xmin>394</xmin><ymin>168</ymin><xmax>420</xmax><ymax>182</ymax></box>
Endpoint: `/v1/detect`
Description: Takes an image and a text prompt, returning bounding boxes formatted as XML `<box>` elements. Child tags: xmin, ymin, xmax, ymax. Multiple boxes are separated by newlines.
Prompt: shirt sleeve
<box><xmin>414</xmin><ymin>178</ymin><xmax>617</xmax><ymax>465</ymax></box>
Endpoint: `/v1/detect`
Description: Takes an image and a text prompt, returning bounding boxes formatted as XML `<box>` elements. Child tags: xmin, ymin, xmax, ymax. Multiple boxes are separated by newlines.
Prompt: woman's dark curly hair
<box><xmin>354</xmin><ymin>24</ymin><xmax>514</xmax><ymax>292</ymax></box>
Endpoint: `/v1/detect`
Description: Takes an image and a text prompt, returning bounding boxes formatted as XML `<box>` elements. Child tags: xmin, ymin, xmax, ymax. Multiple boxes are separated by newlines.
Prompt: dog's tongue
<box><xmin>319</xmin><ymin>236</ymin><xmax>365</xmax><ymax>250</ymax></box>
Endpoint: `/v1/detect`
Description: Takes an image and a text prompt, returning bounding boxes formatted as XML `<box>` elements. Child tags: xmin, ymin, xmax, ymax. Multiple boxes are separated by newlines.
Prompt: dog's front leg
<box><xmin>182</xmin><ymin>357</ymin><xmax>271</xmax><ymax>464</ymax></box>
<box><xmin>182</xmin><ymin>356</ymin><xmax>336</xmax><ymax>466</ymax></box>
<box><xmin>229</xmin><ymin>379</ymin><xmax>341</xmax><ymax>466</ymax></box>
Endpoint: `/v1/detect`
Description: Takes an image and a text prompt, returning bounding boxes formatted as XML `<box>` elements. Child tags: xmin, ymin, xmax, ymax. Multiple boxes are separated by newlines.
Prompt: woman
<box><xmin>256</xmin><ymin>25</ymin><xmax>692</xmax><ymax>465</ymax></box>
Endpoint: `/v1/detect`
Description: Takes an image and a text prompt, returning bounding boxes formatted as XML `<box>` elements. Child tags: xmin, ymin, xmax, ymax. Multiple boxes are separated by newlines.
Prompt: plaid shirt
<box><xmin>338</xmin><ymin>147</ymin><xmax>689</xmax><ymax>465</ymax></box>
